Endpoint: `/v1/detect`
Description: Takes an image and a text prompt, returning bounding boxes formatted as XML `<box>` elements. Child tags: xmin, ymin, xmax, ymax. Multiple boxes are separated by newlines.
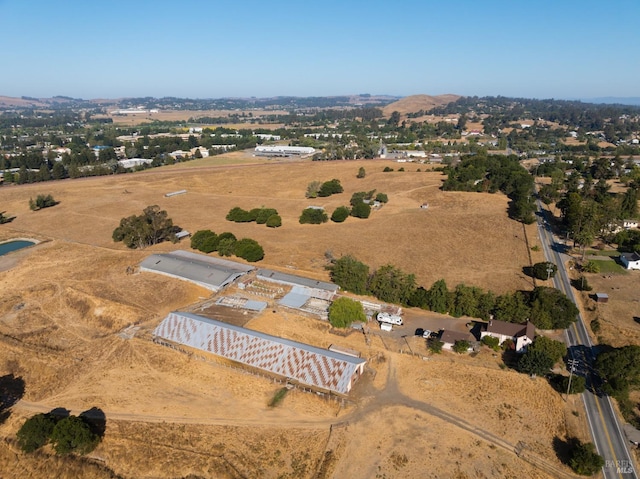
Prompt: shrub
<box><xmin>375</xmin><ymin>192</ymin><xmax>389</xmax><ymax>203</ymax></box>
<box><xmin>265</xmin><ymin>214</ymin><xmax>282</xmax><ymax>228</ymax></box>
<box><xmin>255</xmin><ymin>208</ymin><xmax>278</xmax><ymax>224</ymax></box>
<box><xmin>398</xmin><ymin>167</ymin><xmax>405</xmax><ymax>172</ymax></box>
<box><xmin>217</xmin><ymin>238</ymin><xmax>237</xmax><ymax>257</ymax></box>
<box><xmin>299</xmin><ymin>208</ymin><xmax>328</xmax><ymax>224</ymax></box>
<box><xmin>234</xmin><ymin>238</ymin><xmax>264</xmax><ymax>262</ymax></box>
<box><xmin>328</xmin><ymin>297</ymin><xmax>366</xmax><ymax>328</ymax></box>
<box><xmin>268</xmin><ymin>387</ymin><xmax>289</xmax><ymax>407</ymax></box>
<box><xmin>590</xmin><ymin>318</ymin><xmax>601</xmax><ymax>334</ymax></box>
<box><xmin>226</xmin><ymin>207</ymin><xmax>253</xmax><ymax>222</ymax></box>
<box><xmin>357</xmin><ymin>167</ymin><xmax>366</xmax><ymax>178</ymax></box>
<box><xmin>383</xmin><ymin>166</ymin><xmax>393</xmax><ymax>172</ymax></box>
<box><xmin>331</xmin><ymin>206</ymin><xmax>350</xmax><ymax>223</ymax></box>
<box><xmin>452</xmin><ymin>340</ymin><xmax>470</xmax><ymax>354</ymax></box>
<box><xmin>429</xmin><ymin>340</ymin><xmax>444</xmax><ymax>353</ymax></box>
<box><xmin>481</xmin><ymin>335</ymin><xmax>500</xmax><ymax>351</ymax></box>
<box><xmin>532</xmin><ymin>262</ymin><xmax>557</xmax><ymax>280</ymax></box>
<box><xmin>29</xmin><ymin>194</ymin><xmax>58</xmax><ymax>211</ymax></box>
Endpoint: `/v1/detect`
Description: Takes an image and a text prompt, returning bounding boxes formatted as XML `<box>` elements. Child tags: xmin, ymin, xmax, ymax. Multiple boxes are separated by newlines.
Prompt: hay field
<box><xmin>0</xmin><ymin>158</ymin><xmax>573</xmax><ymax>478</ymax></box>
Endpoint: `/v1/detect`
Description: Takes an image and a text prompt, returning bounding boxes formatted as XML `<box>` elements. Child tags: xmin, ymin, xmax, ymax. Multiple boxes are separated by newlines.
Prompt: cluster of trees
<box><xmin>558</xmin><ymin>181</ymin><xmax>639</xmax><ymax>254</ymax></box>
<box><xmin>328</xmin><ymin>297</ymin><xmax>366</xmax><ymax>328</ymax></box>
<box><xmin>443</xmin><ymin>154</ymin><xmax>536</xmax><ymax>223</ymax></box>
<box><xmin>516</xmin><ymin>336</ymin><xmax>567</xmax><ymax>376</ymax></box>
<box><xmin>190</xmin><ymin>230</ymin><xmax>264</xmax><ymax>262</ymax></box>
<box><xmin>328</xmin><ymin>255</ymin><xmax>578</xmax><ymax>329</ymax></box>
<box><xmin>326</xmin><ymin>190</ymin><xmax>389</xmax><ymax>223</ymax></box>
<box><xmin>226</xmin><ymin>206</ymin><xmax>281</xmax><ymax>228</ymax></box>
<box><xmin>28</xmin><ymin>194</ymin><xmax>58</xmax><ymax>211</ymax></box>
<box><xmin>17</xmin><ymin>411</ymin><xmax>103</xmax><ymax>455</ymax></box>
<box><xmin>112</xmin><ymin>205</ymin><xmax>180</xmax><ymax>249</ymax></box>
<box><xmin>305</xmin><ymin>179</ymin><xmax>343</xmax><ymax>198</ymax></box>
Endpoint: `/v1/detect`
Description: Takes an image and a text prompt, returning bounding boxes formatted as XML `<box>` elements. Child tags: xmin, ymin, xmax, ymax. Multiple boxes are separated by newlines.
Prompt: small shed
<box><xmin>595</xmin><ymin>293</ymin><xmax>609</xmax><ymax>303</ymax></box>
<box><xmin>420</xmin><ymin>203</ymin><xmax>429</xmax><ymax>209</ymax></box>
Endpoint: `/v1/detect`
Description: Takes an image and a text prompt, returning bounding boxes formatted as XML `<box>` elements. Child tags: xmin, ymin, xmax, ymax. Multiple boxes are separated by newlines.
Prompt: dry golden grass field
<box><xmin>0</xmin><ymin>157</ymin><xmax>582</xmax><ymax>478</ymax></box>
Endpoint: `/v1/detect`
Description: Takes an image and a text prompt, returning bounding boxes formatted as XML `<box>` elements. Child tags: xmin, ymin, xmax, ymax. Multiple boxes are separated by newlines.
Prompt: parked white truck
<box><xmin>377</xmin><ymin>312</ymin><xmax>403</xmax><ymax>325</ymax></box>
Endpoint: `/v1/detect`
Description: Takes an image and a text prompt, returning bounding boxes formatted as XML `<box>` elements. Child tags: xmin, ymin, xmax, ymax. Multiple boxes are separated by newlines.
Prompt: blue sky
<box><xmin>1</xmin><ymin>0</ymin><xmax>639</xmax><ymax>100</ymax></box>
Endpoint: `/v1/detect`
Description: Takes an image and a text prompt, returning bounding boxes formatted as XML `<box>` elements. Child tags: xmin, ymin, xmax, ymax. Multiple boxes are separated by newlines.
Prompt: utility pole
<box><xmin>546</xmin><ymin>263</ymin><xmax>555</xmax><ymax>281</ymax></box>
<box><xmin>566</xmin><ymin>358</ymin><xmax>578</xmax><ymax>401</ymax></box>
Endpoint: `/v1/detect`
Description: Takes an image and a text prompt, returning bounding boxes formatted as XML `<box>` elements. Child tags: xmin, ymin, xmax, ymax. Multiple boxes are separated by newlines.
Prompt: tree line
<box><xmin>328</xmin><ymin>255</ymin><xmax>578</xmax><ymax>329</ymax></box>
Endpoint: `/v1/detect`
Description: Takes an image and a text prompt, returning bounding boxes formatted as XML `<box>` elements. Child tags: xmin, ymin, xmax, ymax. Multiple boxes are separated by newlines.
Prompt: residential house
<box><xmin>621</xmin><ymin>252</ymin><xmax>640</xmax><ymax>270</ymax></box>
<box><xmin>480</xmin><ymin>320</ymin><xmax>535</xmax><ymax>353</ymax></box>
<box><xmin>440</xmin><ymin>330</ymin><xmax>475</xmax><ymax>352</ymax></box>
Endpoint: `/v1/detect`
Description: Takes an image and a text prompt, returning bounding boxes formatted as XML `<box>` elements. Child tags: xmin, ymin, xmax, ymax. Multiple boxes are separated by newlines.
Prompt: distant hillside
<box><xmin>382</xmin><ymin>94</ymin><xmax>461</xmax><ymax>117</ymax></box>
<box><xmin>581</xmin><ymin>97</ymin><xmax>640</xmax><ymax>106</ymax></box>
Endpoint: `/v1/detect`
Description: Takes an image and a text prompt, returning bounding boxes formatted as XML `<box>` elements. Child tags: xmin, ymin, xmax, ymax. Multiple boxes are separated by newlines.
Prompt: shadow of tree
<box><xmin>80</xmin><ymin>407</ymin><xmax>107</xmax><ymax>439</ymax></box>
<box><xmin>0</xmin><ymin>373</ymin><xmax>25</xmax><ymax>424</ymax></box>
<box><xmin>48</xmin><ymin>407</ymin><xmax>71</xmax><ymax>420</ymax></box>
<box><xmin>553</xmin><ymin>436</ymin><xmax>579</xmax><ymax>466</ymax></box>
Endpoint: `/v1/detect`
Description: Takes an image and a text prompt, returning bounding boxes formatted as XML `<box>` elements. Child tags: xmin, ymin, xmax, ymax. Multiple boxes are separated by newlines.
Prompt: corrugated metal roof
<box><xmin>154</xmin><ymin>312</ymin><xmax>365</xmax><ymax>395</ymax></box>
<box><xmin>257</xmin><ymin>269</ymin><xmax>338</xmax><ymax>292</ymax></box>
<box><xmin>140</xmin><ymin>250</ymin><xmax>254</xmax><ymax>291</ymax></box>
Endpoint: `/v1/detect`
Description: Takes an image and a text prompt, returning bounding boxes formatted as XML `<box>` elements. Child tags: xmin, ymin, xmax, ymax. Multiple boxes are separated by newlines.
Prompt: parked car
<box><xmin>422</xmin><ymin>329</ymin><xmax>432</xmax><ymax>339</ymax></box>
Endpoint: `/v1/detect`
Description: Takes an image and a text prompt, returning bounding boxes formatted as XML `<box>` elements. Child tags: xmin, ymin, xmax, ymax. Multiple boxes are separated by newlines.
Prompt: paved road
<box><xmin>536</xmin><ymin>200</ymin><xmax>637</xmax><ymax>478</ymax></box>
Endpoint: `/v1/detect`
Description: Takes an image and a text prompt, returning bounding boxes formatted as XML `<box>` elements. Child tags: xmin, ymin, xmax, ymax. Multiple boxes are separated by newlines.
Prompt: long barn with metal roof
<box><xmin>140</xmin><ymin>250</ymin><xmax>254</xmax><ymax>292</ymax></box>
<box><xmin>153</xmin><ymin>311</ymin><xmax>366</xmax><ymax>395</ymax></box>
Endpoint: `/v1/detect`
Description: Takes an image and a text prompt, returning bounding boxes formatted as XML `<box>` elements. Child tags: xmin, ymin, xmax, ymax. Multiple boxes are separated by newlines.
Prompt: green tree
<box><xmin>532</xmin><ymin>262</ymin><xmax>557</xmax><ymax>280</ymax></box>
<box><xmin>357</xmin><ymin>167</ymin><xmax>366</xmax><ymax>179</ymax></box>
<box><xmin>234</xmin><ymin>238</ymin><xmax>264</xmax><ymax>262</ymax></box>
<box><xmin>50</xmin><ymin>415</ymin><xmax>98</xmax><ymax>455</ymax></box>
<box><xmin>226</xmin><ymin>207</ymin><xmax>253</xmax><ymax>222</ymax></box>
<box><xmin>528</xmin><ymin>336</ymin><xmax>566</xmax><ymax>364</ymax></box>
<box><xmin>517</xmin><ymin>349</ymin><xmax>555</xmax><ymax>376</ymax></box>
<box><xmin>299</xmin><ymin>208</ymin><xmax>328</xmax><ymax>224</ymax></box>
<box><xmin>368</xmin><ymin>265</ymin><xmax>416</xmax><ymax>305</ymax></box>
<box><xmin>331</xmin><ymin>206</ymin><xmax>350</xmax><ymax>223</ymax></box>
<box><xmin>350</xmin><ymin>200</ymin><xmax>371</xmax><ymax>219</ymax></box>
<box><xmin>375</xmin><ymin>192</ymin><xmax>388</xmax><ymax>203</ymax></box>
<box><xmin>51</xmin><ymin>162</ymin><xmax>66</xmax><ymax>180</ymax></box>
<box><xmin>451</xmin><ymin>284</ymin><xmax>479</xmax><ymax>318</ymax></box>
<box><xmin>216</xmin><ymin>234</ymin><xmax>237</xmax><ymax>257</ymax></box>
<box><xmin>493</xmin><ymin>291</ymin><xmax>530</xmax><ymax>323</ymax></box>
<box><xmin>328</xmin><ymin>255</ymin><xmax>369</xmax><ymax>295</ymax></box>
<box><xmin>328</xmin><ymin>297</ymin><xmax>366</xmax><ymax>328</ymax></box>
<box><xmin>265</xmin><ymin>214</ymin><xmax>282</xmax><ymax>228</ymax></box>
<box><xmin>427</xmin><ymin>279</ymin><xmax>449</xmax><ymax>314</ymax></box>
<box><xmin>383</xmin><ymin>166</ymin><xmax>393</xmax><ymax>172</ymax></box>
<box><xmin>318</xmin><ymin>179</ymin><xmax>343</xmax><ymax>197</ymax></box>
<box><xmin>529</xmin><ymin>287</ymin><xmax>578</xmax><ymax>330</ymax></box>
<box><xmin>112</xmin><ymin>205</ymin><xmax>178</xmax><ymax>249</ymax></box>
<box><xmin>17</xmin><ymin>413</ymin><xmax>56</xmax><ymax>453</ymax></box>
<box><xmin>408</xmin><ymin>286</ymin><xmax>429</xmax><ymax>309</ymax></box>
<box><xmin>452</xmin><ymin>340</ymin><xmax>470</xmax><ymax>354</ymax></box>
<box><xmin>191</xmin><ymin>230</ymin><xmax>217</xmax><ymax>252</ymax></box>
<box><xmin>569</xmin><ymin>440</ymin><xmax>605</xmax><ymax>476</ymax></box>
<box><xmin>595</xmin><ymin>345</ymin><xmax>640</xmax><ymax>396</ymax></box>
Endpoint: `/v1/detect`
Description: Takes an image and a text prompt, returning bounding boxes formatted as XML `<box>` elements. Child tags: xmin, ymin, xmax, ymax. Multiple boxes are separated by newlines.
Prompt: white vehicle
<box><xmin>377</xmin><ymin>312</ymin><xmax>403</xmax><ymax>325</ymax></box>
<box><xmin>380</xmin><ymin>322</ymin><xmax>393</xmax><ymax>332</ymax></box>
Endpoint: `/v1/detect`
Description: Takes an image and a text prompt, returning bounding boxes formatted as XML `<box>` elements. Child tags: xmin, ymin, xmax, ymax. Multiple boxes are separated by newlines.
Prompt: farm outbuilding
<box><xmin>140</xmin><ymin>250</ymin><xmax>254</xmax><ymax>292</ymax></box>
<box><xmin>153</xmin><ymin>312</ymin><xmax>366</xmax><ymax>395</ymax></box>
<box><xmin>595</xmin><ymin>293</ymin><xmax>609</xmax><ymax>303</ymax></box>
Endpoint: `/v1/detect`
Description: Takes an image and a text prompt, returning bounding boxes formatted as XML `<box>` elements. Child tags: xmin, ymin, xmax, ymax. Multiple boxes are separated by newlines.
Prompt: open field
<box><xmin>93</xmin><ymin>109</ymin><xmax>289</xmax><ymax>127</ymax></box>
<box><xmin>0</xmin><ymin>157</ymin><xmax>576</xmax><ymax>478</ymax></box>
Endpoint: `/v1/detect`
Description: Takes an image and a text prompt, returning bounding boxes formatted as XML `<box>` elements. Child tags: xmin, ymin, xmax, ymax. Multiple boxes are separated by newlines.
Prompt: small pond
<box><xmin>0</xmin><ymin>240</ymin><xmax>36</xmax><ymax>256</ymax></box>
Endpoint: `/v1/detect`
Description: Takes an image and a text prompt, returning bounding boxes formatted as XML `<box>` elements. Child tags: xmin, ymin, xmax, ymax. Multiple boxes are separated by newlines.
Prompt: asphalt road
<box><xmin>536</xmin><ymin>200</ymin><xmax>637</xmax><ymax>478</ymax></box>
